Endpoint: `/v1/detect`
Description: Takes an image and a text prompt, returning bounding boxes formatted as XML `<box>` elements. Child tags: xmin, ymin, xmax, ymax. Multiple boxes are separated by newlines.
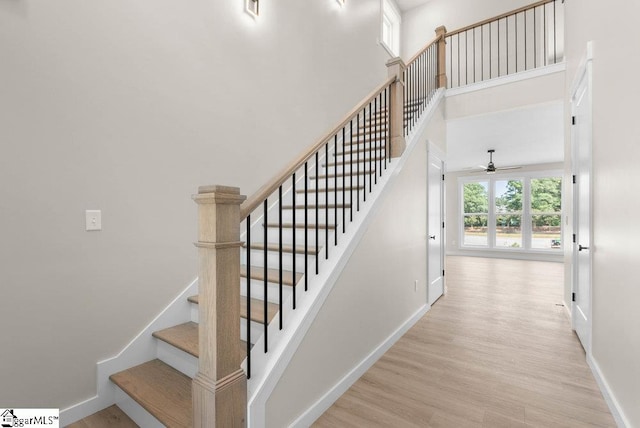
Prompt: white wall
<box><xmin>0</xmin><ymin>0</ymin><xmax>389</xmax><ymax>409</ymax></box>
<box><xmin>264</xmin><ymin>114</ymin><xmax>441</xmax><ymax>427</ymax></box>
<box><xmin>402</xmin><ymin>0</ymin><xmax>534</xmax><ymax>60</ymax></box>
<box><xmin>563</xmin><ymin>2</ymin><xmax>640</xmax><ymax>425</ymax></box>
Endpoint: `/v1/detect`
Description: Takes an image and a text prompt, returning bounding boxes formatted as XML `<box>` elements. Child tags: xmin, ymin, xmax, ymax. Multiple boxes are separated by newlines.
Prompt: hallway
<box><xmin>314</xmin><ymin>256</ymin><xmax>615</xmax><ymax>427</ymax></box>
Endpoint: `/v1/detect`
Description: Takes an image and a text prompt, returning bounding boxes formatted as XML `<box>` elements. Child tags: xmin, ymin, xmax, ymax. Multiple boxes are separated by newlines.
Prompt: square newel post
<box><xmin>435</xmin><ymin>26</ymin><xmax>448</xmax><ymax>89</ymax></box>
<box><xmin>192</xmin><ymin>185</ymin><xmax>247</xmax><ymax>428</ymax></box>
<box><xmin>386</xmin><ymin>57</ymin><xmax>406</xmax><ymax>158</ymax></box>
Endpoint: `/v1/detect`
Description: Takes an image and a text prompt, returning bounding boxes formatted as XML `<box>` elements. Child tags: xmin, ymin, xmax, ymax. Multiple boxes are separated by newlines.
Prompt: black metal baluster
<box><xmin>498</xmin><ymin>19</ymin><xmax>500</xmax><ymax>76</ymax></box>
<box><xmin>291</xmin><ymin>175</ymin><xmax>296</xmax><ymax>310</ymax></box>
<box><xmin>534</xmin><ymin>6</ymin><xmax>537</xmax><ymax>68</ymax></box>
<box><xmin>448</xmin><ymin>37</ymin><xmax>452</xmax><ymax>89</ymax></box>
<box><xmin>544</xmin><ymin>3</ymin><xmax>547</xmax><ymax>66</ymax></box>
<box><xmin>263</xmin><ymin>200</ymin><xmax>268</xmax><ymax>353</ymax></box>
<box><xmin>368</xmin><ymin>102</ymin><xmax>372</xmax><ymax>192</ymax></box>
<box><xmin>334</xmin><ymin>135</ymin><xmax>337</xmax><ymax>246</ymax></box>
<box><xmin>376</xmin><ymin>92</ymin><xmax>380</xmax><ymax>177</ymax></box>
<box><xmin>246</xmin><ymin>216</ymin><xmax>251</xmax><ymax>379</ymax></box>
<box><xmin>363</xmin><ymin>108</ymin><xmax>367</xmax><ymax>201</ymax></box>
<box><xmin>457</xmin><ymin>33</ymin><xmax>460</xmax><ymax>87</ymax></box>
<box><xmin>357</xmin><ymin>112</ymin><xmax>360</xmax><ymax>211</ymax></box>
<box><xmin>349</xmin><ymin>120</ymin><xmax>353</xmax><ymax>222</ymax></box>
<box><xmin>490</xmin><ymin>23</ymin><xmax>493</xmax><ymax>78</ymax></box>
<box><xmin>325</xmin><ymin>143</ymin><xmax>328</xmax><ymax>260</ymax></box>
<box><xmin>384</xmin><ymin>88</ymin><xmax>388</xmax><ymax>169</ymax></box>
<box><xmin>304</xmin><ymin>162</ymin><xmax>308</xmax><ymax>291</ymax></box>
<box><xmin>465</xmin><ymin>30</ymin><xmax>468</xmax><ymax>85</ymax></box>
<box><xmin>278</xmin><ymin>186</ymin><xmax>283</xmax><ymax>330</ymax></box>
<box><xmin>553</xmin><ymin>0</ymin><xmax>557</xmax><ymax>63</ymax></box>
<box><xmin>513</xmin><ymin>13</ymin><xmax>526</xmax><ymax>73</ymax></box>
<box><xmin>481</xmin><ymin>25</ymin><xmax>484</xmax><ymax>81</ymax></box>
<box><xmin>473</xmin><ymin>28</ymin><xmax>476</xmax><ymax>83</ymax></box>
<box><xmin>342</xmin><ymin>127</ymin><xmax>346</xmax><ymax>233</ymax></box>
<box><xmin>525</xmin><ymin>10</ymin><xmax>528</xmax><ymax>70</ymax></box>
<box><xmin>315</xmin><ymin>152</ymin><xmax>319</xmax><ymax>274</ymax></box>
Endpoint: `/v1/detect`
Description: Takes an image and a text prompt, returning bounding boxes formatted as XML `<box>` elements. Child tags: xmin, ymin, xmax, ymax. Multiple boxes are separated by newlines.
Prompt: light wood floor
<box><xmin>314</xmin><ymin>256</ymin><xmax>615</xmax><ymax>427</ymax></box>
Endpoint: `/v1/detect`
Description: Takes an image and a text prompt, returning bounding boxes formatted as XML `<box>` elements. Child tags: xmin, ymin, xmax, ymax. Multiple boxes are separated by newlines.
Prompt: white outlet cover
<box><xmin>86</xmin><ymin>210</ymin><xmax>102</xmax><ymax>231</ymax></box>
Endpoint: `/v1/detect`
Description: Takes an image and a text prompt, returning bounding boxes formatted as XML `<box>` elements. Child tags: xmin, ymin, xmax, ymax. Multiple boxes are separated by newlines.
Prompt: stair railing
<box><xmin>444</xmin><ymin>0</ymin><xmax>562</xmax><ymax>89</ymax></box>
<box><xmin>240</xmin><ymin>72</ymin><xmax>397</xmax><ymax>372</ymax></box>
<box><xmin>403</xmin><ymin>34</ymin><xmax>445</xmax><ymax>135</ymax></box>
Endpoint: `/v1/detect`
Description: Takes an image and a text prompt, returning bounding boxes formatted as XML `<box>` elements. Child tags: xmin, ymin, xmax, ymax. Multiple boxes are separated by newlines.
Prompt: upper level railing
<box><xmin>444</xmin><ymin>0</ymin><xmax>563</xmax><ymax>89</ymax></box>
<box><xmin>403</xmin><ymin>34</ymin><xmax>444</xmax><ymax>134</ymax></box>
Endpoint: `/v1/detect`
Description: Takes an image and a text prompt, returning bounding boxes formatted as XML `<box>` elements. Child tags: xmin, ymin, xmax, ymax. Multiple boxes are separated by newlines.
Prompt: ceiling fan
<box><xmin>475</xmin><ymin>149</ymin><xmax>522</xmax><ymax>174</ymax></box>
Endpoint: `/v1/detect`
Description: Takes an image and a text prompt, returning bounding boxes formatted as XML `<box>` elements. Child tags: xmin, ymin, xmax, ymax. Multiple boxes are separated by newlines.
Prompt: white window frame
<box><xmin>459</xmin><ymin>170</ymin><xmax>563</xmax><ymax>253</ymax></box>
<box><xmin>380</xmin><ymin>0</ymin><xmax>401</xmax><ymax>57</ymax></box>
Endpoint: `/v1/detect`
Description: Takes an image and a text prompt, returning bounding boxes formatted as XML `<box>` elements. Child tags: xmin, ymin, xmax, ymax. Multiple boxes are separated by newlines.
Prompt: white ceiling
<box><xmin>394</xmin><ymin>0</ymin><xmax>431</xmax><ymax>12</ymax></box>
<box><xmin>446</xmin><ymin>102</ymin><xmax>565</xmax><ymax>172</ymax></box>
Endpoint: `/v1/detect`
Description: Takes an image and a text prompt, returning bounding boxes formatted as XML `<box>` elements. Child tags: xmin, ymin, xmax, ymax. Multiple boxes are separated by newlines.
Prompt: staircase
<box><xmin>106</xmin><ymin>91</ymin><xmax>404</xmax><ymax>427</ymax></box>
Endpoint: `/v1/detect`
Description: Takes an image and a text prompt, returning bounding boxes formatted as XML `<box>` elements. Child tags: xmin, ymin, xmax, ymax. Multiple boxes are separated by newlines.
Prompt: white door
<box><xmin>428</xmin><ymin>146</ymin><xmax>445</xmax><ymax>306</ymax></box>
<box><xmin>572</xmin><ymin>50</ymin><xmax>593</xmax><ymax>352</ymax></box>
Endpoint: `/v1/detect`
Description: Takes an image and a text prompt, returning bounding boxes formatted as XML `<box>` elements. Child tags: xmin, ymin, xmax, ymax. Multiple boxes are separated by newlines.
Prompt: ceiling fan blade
<box><xmin>496</xmin><ymin>166</ymin><xmax>522</xmax><ymax>170</ymax></box>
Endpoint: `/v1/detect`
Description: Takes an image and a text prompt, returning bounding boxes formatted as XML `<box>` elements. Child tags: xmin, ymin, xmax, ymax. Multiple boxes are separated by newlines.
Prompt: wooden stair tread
<box><xmin>245</xmin><ymin>242</ymin><xmax>321</xmax><ymax>255</ymax></box>
<box><xmin>109</xmin><ymin>359</ymin><xmax>191</xmax><ymax>428</ymax></box>
<box><xmin>66</xmin><ymin>405</ymin><xmax>138</xmax><ymax>428</ymax></box>
<box><xmin>265</xmin><ymin>222</ymin><xmax>336</xmax><ymax>229</ymax></box>
<box><xmin>153</xmin><ymin>322</ymin><xmax>249</xmax><ymax>357</ymax></box>
<box><xmin>241</xmin><ymin>265</ymin><xmax>302</xmax><ymax>286</ymax></box>
<box><xmin>188</xmin><ymin>295</ymin><xmax>278</xmax><ymax>324</ymax></box>
<box><xmin>153</xmin><ymin>322</ymin><xmax>199</xmax><ymax>357</ymax></box>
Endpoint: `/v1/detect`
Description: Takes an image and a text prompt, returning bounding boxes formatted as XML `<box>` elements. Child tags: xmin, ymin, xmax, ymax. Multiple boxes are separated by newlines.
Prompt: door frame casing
<box><xmin>427</xmin><ymin>141</ymin><xmax>446</xmax><ymax>304</ymax></box>
<box><xmin>570</xmin><ymin>42</ymin><xmax>594</xmax><ymax>354</ymax></box>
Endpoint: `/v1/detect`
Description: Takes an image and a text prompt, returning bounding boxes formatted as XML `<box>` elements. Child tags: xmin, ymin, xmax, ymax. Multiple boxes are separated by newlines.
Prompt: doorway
<box><xmin>571</xmin><ymin>43</ymin><xmax>593</xmax><ymax>353</ymax></box>
<box><xmin>428</xmin><ymin>143</ymin><xmax>445</xmax><ymax>305</ymax></box>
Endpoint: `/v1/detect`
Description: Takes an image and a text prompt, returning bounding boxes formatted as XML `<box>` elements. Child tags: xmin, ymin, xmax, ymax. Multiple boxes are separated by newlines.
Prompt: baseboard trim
<box><xmin>289</xmin><ymin>304</ymin><xmax>429</xmax><ymax>428</ymax></box>
<box><xmin>587</xmin><ymin>354</ymin><xmax>630</xmax><ymax>428</ymax></box>
<box><xmin>59</xmin><ymin>278</ymin><xmax>197</xmax><ymax>426</ymax></box>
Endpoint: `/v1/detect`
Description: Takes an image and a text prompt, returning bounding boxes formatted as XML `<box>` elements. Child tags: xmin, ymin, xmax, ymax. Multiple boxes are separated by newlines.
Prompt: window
<box><xmin>495</xmin><ymin>179</ymin><xmax>523</xmax><ymax>248</ymax></box>
<box><xmin>460</xmin><ymin>173</ymin><xmax>562</xmax><ymax>252</ymax></box>
<box><xmin>531</xmin><ymin>177</ymin><xmax>562</xmax><ymax>250</ymax></box>
<box><xmin>462</xmin><ymin>181</ymin><xmax>489</xmax><ymax>246</ymax></box>
<box><xmin>381</xmin><ymin>0</ymin><xmax>401</xmax><ymax>57</ymax></box>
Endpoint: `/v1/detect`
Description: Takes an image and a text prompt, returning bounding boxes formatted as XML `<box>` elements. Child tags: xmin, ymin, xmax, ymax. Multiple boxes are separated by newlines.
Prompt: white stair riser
<box><xmin>241</xmin><ymin>278</ymin><xmax>294</xmax><ymax>304</ymax></box>
<box><xmin>310</xmin><ymin>175</ymin><xmax>378</xmax><ymax>189</ymax></box>
<box><xmin>266</xmin><ymin>225</ymin><xmax>326</xmax><ymax>245</ymax></box>
<box><xmin>114</xmin><ymin>388</ymin><xmax>165</xmax><ymax>428</ymax></box>
<box><xmin>279</xmin><ymin>207</ymin><xmax>349</xmax><ymax>224</ymax></box>
<box><xmin>243</xmin><ymin>249</ymin><xmax>318</xmax><ymax>273</ymax></box>
<box><xmin>241</xmin><ymin>317</ymin><xmax>268</xmax><ymax>345</ymax></box>
<box><xmin>189</xmin><ymin>308</ymin><xmax>265</xmax><ymax>344</ymax></box>
<box><xmin>156</xmin><ymin>340</ymin><xmax>198</xmax><ymax>378</ymax></box>
<box><xmin>321</xmin><ymin>162</ymin><xmax>387</xmax><ymax>175</ymax></box>
<box><xmin>295</xmin><ymin>191</ymin><xmax>362</xmax><ymax>205</ymax></box>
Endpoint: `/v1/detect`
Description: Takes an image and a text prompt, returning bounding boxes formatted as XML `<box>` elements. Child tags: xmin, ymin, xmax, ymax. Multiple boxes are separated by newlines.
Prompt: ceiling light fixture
<box><xmin>336</xmin><ymin>0</ymin><xmax>345</xmax><ymax>6</ymax></box>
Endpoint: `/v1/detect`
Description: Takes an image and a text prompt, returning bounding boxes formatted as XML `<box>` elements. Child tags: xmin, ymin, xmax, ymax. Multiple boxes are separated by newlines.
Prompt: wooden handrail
<box><xmin>406</xmin><ymin>35</ymin><xmax>441</xmax><ymax>67</ymax></box>
<box><xmin>240</xmin><ymin>75</ymin><xmax>397</xmax><ymax>219</ymax></box>
<box><xmin>445</xmin><ymin>0</ymin><xmax>555</xmax><ymax>38</ymax></box>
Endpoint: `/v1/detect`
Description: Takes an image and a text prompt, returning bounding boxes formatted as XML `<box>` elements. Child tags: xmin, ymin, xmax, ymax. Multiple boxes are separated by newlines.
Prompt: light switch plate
<box><xmin>86</xmin><ymin>210</ymin><xmax>102</xmax><ymax>231</ymax></box>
